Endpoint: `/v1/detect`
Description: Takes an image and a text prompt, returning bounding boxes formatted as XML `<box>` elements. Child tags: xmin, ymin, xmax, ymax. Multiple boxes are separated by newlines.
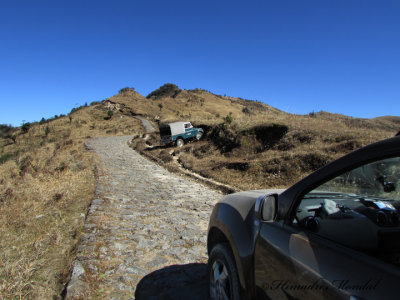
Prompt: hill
<box><xmin>0</xmin><ymin>83</ymin><xmax>398</xmax><ymax>298</ymax></box>
<box><xmin>121</xmin><ymin>84</ymin><xmax>399</xmax><ymax>190</ymax></box>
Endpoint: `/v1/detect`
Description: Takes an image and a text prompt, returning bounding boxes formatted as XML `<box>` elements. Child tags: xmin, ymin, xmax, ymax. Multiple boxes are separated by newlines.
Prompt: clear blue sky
<box><xmin>1</xmin><ymin>0</ymin><xmax>399</xmax><ymax>127</ymax></box>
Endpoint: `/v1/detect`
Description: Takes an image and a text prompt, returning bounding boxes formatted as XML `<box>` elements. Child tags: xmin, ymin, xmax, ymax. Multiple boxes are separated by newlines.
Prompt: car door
<box><xmin>184</xmin><ymin>122</ymin><xmax>195</xmax><ymax>138</ymax></box>
<box><xmin>254</xmin><ymin>221</ymin><xmax>348</xmax><ymax>299</ymax></box>
<box><xmin>254</xmin><ymin>156</ymin><xmax>400</xmax><ymax>300</ymax></box>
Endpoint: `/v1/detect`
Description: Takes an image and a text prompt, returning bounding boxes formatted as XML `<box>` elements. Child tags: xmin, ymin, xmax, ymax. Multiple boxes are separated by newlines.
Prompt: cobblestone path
<box><xmin>66</xmin><ymin>136</ymin><xmax>222</xmax><ymax>299</ymax></box>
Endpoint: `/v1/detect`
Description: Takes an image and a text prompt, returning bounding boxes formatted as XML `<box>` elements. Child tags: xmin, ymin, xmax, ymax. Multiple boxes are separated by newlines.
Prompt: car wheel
<box><xmin>176</xmin><ymin>138</ymin><xmax>184</xmax><ymax>147</ymax></box>
<box><xmin>196</xmin><ymin>131</ymin><xmax>203</xmax><ymax>140</ymax></box>
<box><xmin>207</xmin><ymin>243</ymin><xmax>241</xmax><ymax>300</ymax></box>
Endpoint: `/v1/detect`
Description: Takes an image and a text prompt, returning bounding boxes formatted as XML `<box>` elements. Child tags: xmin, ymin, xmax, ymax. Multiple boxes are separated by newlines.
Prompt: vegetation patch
<box><xmin>0</xmin><ymin>152</ymin><xmax>18</xmax><ymax>165</ymax></box>
<box><xmin>295</xmin><ymin>152</ymin><xmax>332</xmax><ymax>172</ymax></box>
<box><xmin>209</xmin><ymin>124</ymin><xmax>241</xmax><ymax>153</ymax></box>
<box><xmin>212</xmin><ymin>162</ymin><xmax>250</xmax><ymax>172</ymax></box>
<box><xmin>326</xmin><ymin>140</ymin><xmax>363</xmax><ymax>153</ymax></box>
<box><xmin>146</xmin><ymin>83</ymin><xmax>181</xmax><ymax>99</ymax></box>
<box><xmin>248</xmin><ymin>124</ymin><xmax>289</xmax><ymax>152</ymax></box>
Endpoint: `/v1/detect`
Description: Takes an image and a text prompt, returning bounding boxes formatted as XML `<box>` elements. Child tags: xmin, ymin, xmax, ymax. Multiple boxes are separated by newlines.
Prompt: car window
<box><xmin>293</xmin><ymin>156</ymin><xmax>400</xmax><ymax>266</ymax></box>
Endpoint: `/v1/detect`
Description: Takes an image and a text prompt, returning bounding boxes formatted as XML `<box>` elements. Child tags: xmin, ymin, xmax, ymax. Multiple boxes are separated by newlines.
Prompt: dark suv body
<box><xmin>207</xmin><ymin>136</ymin><xmax>400</xmax><ymax>299</ymax></box>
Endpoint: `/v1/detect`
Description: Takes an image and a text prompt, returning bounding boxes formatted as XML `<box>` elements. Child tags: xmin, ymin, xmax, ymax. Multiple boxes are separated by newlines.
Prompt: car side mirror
<box><xmin>255</xmin><ymin>194</ymin><xmax>278</xmax><ymax>221</ymax></box>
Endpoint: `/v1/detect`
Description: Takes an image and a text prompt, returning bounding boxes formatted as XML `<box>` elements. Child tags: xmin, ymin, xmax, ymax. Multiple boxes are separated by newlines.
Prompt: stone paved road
<box><xmin>66</xmin><ymin>136</ymin><xmax>222</xmax><ymax>299</ymax></box>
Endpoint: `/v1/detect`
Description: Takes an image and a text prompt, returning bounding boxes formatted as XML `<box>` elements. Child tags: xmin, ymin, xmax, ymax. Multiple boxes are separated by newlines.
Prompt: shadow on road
<box><xmin>135</xmin><ymin>263</ymin><xmax>207</xmax><ymax>300</ymax></box>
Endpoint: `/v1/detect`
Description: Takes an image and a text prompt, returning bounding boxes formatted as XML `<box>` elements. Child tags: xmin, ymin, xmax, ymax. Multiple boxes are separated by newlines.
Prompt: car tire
<box><xmin>176</xmin><ymin>138</ymin><xmax>184</xmax><ymax>147</ymax></box>
<box><xmin>196</xmin><ymin>131</ymin><xmax>203</xmax><ymax>140</ymax></box>
<box><xmin>207</xmin><ymin>243</ymin><xmax>241</xmax><ymax>300</ymax></box>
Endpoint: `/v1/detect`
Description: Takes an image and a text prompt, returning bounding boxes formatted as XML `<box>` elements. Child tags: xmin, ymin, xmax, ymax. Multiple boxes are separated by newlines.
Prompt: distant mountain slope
<box><xmin>107</xmin><ymin>84</ymin><xmax>283</xmax><ymax>126</ymax></box>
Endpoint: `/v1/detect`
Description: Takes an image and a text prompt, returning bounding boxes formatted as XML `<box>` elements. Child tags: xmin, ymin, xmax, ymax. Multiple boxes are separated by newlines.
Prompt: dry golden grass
<box><xmin>0</xmin><ymin>102</ymin><xmax>141</xmax><ymax>299</ymax></box>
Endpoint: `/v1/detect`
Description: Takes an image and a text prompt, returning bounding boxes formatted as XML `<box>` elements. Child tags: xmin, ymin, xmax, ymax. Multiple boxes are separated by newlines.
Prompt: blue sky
<box><xmin>0</xmin><ymin>0</ymin><xmax>399</xmax><ymax>127</ymax></box>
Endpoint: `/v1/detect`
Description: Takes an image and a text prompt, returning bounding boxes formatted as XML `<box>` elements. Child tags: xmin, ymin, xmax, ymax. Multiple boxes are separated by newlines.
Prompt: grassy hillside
<box><xmin>126</xmin><ymin>84</ymin><xmax>399</xmax><ymax>190</ymax></box>
<box><xmin>0</xmin><ymin>104</ymin><xmax>141</xmax><ymax>298</ymax></box>
<box><xmin>0</xmin><ymin>84</ymin><xmax>398</xmax><ymax>298</ymax></box>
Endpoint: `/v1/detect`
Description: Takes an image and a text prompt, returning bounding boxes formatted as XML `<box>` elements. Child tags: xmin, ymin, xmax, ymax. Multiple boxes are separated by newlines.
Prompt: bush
<box><xmin>296</xmin><ymin>153</ymin><xmax>331</xmax><ymax>172</ymax></box>
<box><xmin>0</xmin><ymin>124</ymin><xmax>15</xmax><ymax>139</ymax></box>
<box><xmin>224</xmin><ymin>114</ymin><xmax>233</xmax><ymax>124</ymax></box>
<box><xmin>210</xmin><ymin>124</ymin><xmax>240</xmax><ymax>153</ymax></box>
<box><xmin>0</xmin><ymin>152</ymin><xmax>16</xmax><ymax>165</ymax></box>
<box><xmin>44</xmin><ymin>126</ymin><xmax>50</xmax><ymax>137</ymax></box>
<box><xmin>119</xmin><ymin>87</ymin><xmax>135</xmax><ymax>94</ymax></box>
<box><xmin>249</xmin><ymin>124</ymin><xmax>289</xmax><ymax>151</ymax></box>
<box><xmin>21</xmin><ymin>122</ymin><xmax>31</xmax><ymax>134</ymax></box>
<box><xmin>146</xmin><ymin>83</ymin><xmax>181</xmax><ymax>99</ymax></box>
<box><xmin>159</xmin><ymin>150</ymin><xmax>173</xmax><ymax>163</ymax></box>
<box><xmin>242</xmin><ymin>107</ymin><xmax>251</xmax><ymax>115</ymax></box>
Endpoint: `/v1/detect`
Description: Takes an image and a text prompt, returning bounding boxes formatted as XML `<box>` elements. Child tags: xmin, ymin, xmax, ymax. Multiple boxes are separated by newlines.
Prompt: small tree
<box><xmin>224</xmin><ymin>113</ymin><xmax>233</xmax><ymax>125</ymax></box>
<box><xmin>44</xmin><ymin>126</ymin><xmax>50</xmax><ymax>137</ymax></box>
<box><xmin>21</xmin><ymin>121</ymin><xmax>31</xmax><ymax>133</ymax></box>
<box><xmin>107</xmin><ymin>110</ymin><xmax>114</xmax><ymax>119</ymax></box>
<box><xmin>158</xmin><ymin>103</ymin><xmax>163</xmax><ymax>111</ymax></box>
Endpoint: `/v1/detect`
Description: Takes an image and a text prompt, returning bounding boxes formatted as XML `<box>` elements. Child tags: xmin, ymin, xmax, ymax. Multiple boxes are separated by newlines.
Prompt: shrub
<box><xmin>105</xmin><ymin>110</ymin><xmax>114</xmax><ymax>120</ymax></box>
<box><xmin>21</xmin><ymin>122</ymin><xmax>31</xmax><ymax>134</ymax></box>
<box><xmin>119</xmin><ymin>87</ymin><xmax>135</xmax><ymax>94</ymax></box>
<box><xmin>252</xmin><ymin>124</ymin><xmax>289</xmax><ymax>151</ymax></box>
<box><xmin>159</xmin><ymin>150</ymin><xmax>173</xmax><ymax>163</ymax></box>
<box><xmin>146</xmin><ymin>83</ymin><xmax>181</xmax><ymax>99</ymax></box>
<box><xmin>44</xmin><ymin>126</ymin><xmax>50</xmax><ymax>137</ymax></box>
<box><xmin>296</xmin><ymin>153</ymin><xmax>331</xmax><ymax>172</ymax></box>
<box><xmin>210</xmin><ymin>124</ymin><xmax>240</xmax><ymax>153</ymax></box>
<box><xmin>242</xmin><ymin>107</ymin><xmax>251</xmax><ymax>115</ymax></box>
<box><xmin>0</xmin><ymin>152</ymin><xmax>16</xmax><ymax>165</ymax></box>
<box><xmin>0</xmin><ymin>124</ymin><xmax>15</xmax><ymax>139</ymax></box>
<box><xmin>224</xmin><ymin>114</ymin><xmax>233</xmax><ymax>124</ymax></box>
<box><xmin>18</xmin><ymin>155</ymin><xmax>34</xmax><ymax>175</ymax></box>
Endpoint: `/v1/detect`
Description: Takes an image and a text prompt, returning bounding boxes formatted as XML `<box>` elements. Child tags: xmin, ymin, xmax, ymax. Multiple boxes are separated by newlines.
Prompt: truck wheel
<box><xmin>176</xmin><ymin>138</ymin><xmax>184</xmax><ymax>147</ymax></box>
<box><xmin>196</xmin><ymin>131</ymin><xmax>203</xmax><ymax>140</ymax></box>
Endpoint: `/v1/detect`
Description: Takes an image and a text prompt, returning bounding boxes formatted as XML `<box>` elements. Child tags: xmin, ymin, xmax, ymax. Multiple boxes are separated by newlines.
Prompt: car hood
<box><xmin>219</xmin><ymin>189</ymin><xmax>286</xmax><ymax>220</ymax></box>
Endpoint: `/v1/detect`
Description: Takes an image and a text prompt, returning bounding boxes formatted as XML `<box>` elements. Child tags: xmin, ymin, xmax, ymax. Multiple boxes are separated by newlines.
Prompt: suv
<box><xmin>207</xmin><ymin>136</ymin><xmax>400</xmax><ymax>299</ymax></box>
<box><xmin>159</xmin><ymin>121</ymin><xmax>203</xmax><ymax>147</ymax></box>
